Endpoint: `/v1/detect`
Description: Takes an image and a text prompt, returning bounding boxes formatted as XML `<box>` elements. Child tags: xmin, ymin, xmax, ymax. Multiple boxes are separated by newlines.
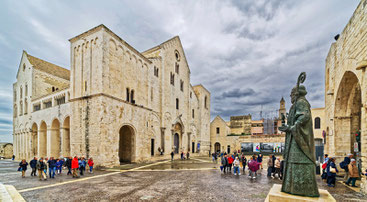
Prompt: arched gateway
<box><xmin>119</xmin><ymin>125</ymin><xmax>135</xmax><ymax>163</ymax></box>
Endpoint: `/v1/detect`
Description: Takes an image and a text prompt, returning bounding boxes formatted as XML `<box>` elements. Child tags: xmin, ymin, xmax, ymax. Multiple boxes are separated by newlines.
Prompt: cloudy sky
<box><xmin>0</xmin><ymin>0</ymin><xmax>360</xmax><ymax>142</ymax></box>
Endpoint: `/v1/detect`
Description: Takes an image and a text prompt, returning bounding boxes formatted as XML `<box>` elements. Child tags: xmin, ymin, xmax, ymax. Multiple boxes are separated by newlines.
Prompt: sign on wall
<box><xmin>253</xmin><ymin>143</ymin><xmax>260</xmax><ymax>152</ymax></box>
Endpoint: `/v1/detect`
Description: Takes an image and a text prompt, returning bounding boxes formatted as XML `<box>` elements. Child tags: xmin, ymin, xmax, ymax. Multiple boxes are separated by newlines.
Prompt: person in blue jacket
<box><xmin>30</xmin><ymin>157</ymin><xmax>38</xmax><ymax>176</ymax></box>
<box><xmin>326</xmin><ymin>157</ymin><xmax>338</xmax><ymax>187</ymax></box>
<box><xmin>79</xmin><ymin>157</ymin><xmax>86</xmax><ymax>176</ymax></box>
<box><xmin>47</xmin><ymin>157</ymin><xmax>57</xmax><ymax>178</ymax></box>
<box><xmin>56</xmin><ymin>159</ymin><xmax>63</xmax><ymax>174</ymax></box>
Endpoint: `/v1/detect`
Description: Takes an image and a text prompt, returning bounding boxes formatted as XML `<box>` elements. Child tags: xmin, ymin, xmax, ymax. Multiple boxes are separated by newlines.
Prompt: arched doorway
<box><xmin>119</xmin><ymin>125</ymin><xmax>135</xmax><ymax>163</ymax></box>
<box><xmin>51</xmin><ymin>119</ymin><xmax>61</xmax><ymax>157</ymax></box>
<box><xmin>334</xmin><ymin>71</ymin><xmax>361</xmax><ymax>156</ymax></box>
<box><xmin>31</xmin><ymin>123</ymin><xmax>38</xmax><ymax>157</ymax></box>
<box><xmin>39</xmin><ymin>121</ymin><xmax>47</xmax><ymax>157</ymax></box>
<box><xmin>214</xmin><ymin>142</ymin><xmax>221</xmax><ymax>153</ymax></box>
<box><xmin>174</xmin><ymin>133</ymin><xmax>179</xmax><ymax>154</ymax></box>
<box><xmin>63</xmin><ymin>117</ymin><xmax>70</xmax><ymax>157</ymax></box>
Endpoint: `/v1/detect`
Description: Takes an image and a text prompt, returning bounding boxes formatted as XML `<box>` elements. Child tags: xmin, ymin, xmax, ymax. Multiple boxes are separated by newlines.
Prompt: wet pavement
<box><xmin>0</xmin><ymin>158</ymin><xmax>365</xmax><ymax>201</ymax></box>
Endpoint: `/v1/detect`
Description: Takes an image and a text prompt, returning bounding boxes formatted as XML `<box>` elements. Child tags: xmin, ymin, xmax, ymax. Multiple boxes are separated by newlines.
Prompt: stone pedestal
<box><xmin>361</xmin><ymin>178</ymin><xmax>367</xmax><ymax>194</ymax></box>
<box><xmin>265</xmin><ymin>184</ymin><xmax>335</xmax><ymax>202</ymax></box>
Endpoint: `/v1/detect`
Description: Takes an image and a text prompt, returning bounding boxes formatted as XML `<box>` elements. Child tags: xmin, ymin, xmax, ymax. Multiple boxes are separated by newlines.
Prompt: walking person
<box><xmin>71</xmin><ymin>156</ymin><xmax>79</xmax><ymax>178</ymax></box>
<box><xmin>241</xmin><ymin>154</ymin><xmax>247</xmax><ymax>174</ymax></box>
<box><xmin>221</xmin><ymin>154</ymin><xmax>228</xmax><ymax>173</ymax></box>
<box><xmin>37</xmin><ymin>158</ymin><xmax>47</xmax><ymax>180</ymax></box>
<box><xmin>56</xmin><ymin>159</ymin><xmax>63</xmax><ymax>175</ymax></box>
<box><xmin>340</xmin><ymin>154</ymin><xmax>353</xmax><ymax>183</ymax></box>
<box><xmin>280</xmin><ymin>159</ymin><xmax>284</xmax><ymax>180</ymax></box>
<box><xmin>267</xmin><ymin>155</ymin><xmax>274</xmax><ymax>177</ymax></box>
<box><xmin>12</xmin><ymin>154</ymin><xmax>15</xmax><ymax>161</ymax></box>
<box><xmin>227</xmin><ymin>155</ymin><xmax>234</xmax><ymax>173</ymax></box>
<box><xmin>273</xmin><ymin>157</ymin><xmax>281</xmax><ymax>178</ymax></box>
<box><xmin>257</xmin><ymin>153</ymin><xmax>263</xmax><ymax>169</ymax></box>
<box><xmin>79</xmin><ymin>157</ymin><xmax>86</xmax><ymax>176</ymax></box>
<box><xmin>19</xmin><ymin>159</ymin><xmax>28</xmax><ymax>178</ymax></box>
<box><xmin>326</xmin><ymin>157</ymin><xmax>338</xmax><ymax>187</ymax></box>
<box><xmin>30</xmin><ymin>157</ymin><xmax>38</xmax><ymax>176</ymax></box>
<box><xmin>66</xmin><ymin>157</ymin><xmax>72</xmax><ymax>175</ymax></box>
<box><xmin>88</xmin><ymin>157</ymin><xmax>94</xmax><ymax>173</ymax></box>
<box><xmin>248</xmin><ymin>157</ymin><xmax>259</xmax><ymax>179</ymax></box>
<box><xmin>233</xmin><ymin>157</ymin><xmax>241</xmax><ymax>175</ymax></box>
<box><xmin>345</xmin><ymin>159</ymin><xmax>359</xmax><ymax>187</ymax></box>
<box><xmin>47</xmin><ymin>157</ymin><xmax>56</xmax><ymax>178</ymax></box>
<box><xmin>186</xmin><ymin>151</ymin><xmax>190</xmax><ymax>160</ymax></box>
<box><xmin>170</xmin><ymin>151</ymin><xmax>174</xmax><ymax>161</ymax></box>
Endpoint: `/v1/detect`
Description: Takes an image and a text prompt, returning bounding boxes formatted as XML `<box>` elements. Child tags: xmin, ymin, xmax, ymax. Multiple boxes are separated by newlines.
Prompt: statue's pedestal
<box><xmin>265</xmin><ymin>184</ymin><xmax>335</xmax><ymax>202</ymax></box>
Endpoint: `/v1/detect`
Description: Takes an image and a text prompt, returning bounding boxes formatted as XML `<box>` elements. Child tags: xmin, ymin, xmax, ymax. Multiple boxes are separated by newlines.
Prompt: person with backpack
<box><xmin>66</xmin><ymin>157</ymin><xmax>72</xmax><ymax>175</ymax></box>
<box><xmin>241</xmin><ymin>154</ymin><xmax>247</xmax><ymax>174</ymax></box>
<box><xmin>47</xmin><ymin>157</ymin><xmax>56</xmax><ymax>178</ymax></box>
<box><xmin>257</xmin><ymin>153</ymin><xmax>263</xmax><ymax>169</ymax></box>
<box><xmin>267</xmin><ymin>155</ymin><xmax>273</xmax><ymax>177</ymax></box>
<box><xmin>340</xmin><ymin>154</ymin><xmax>353</xmax><ymax>183</ymax></box>
<box><xmin>221</xmin><ymin>154</ymin><xmax>228</xmax><ymax>173</ymax></box>
<box><xmin>345</xmin><ymin>159</ymin><xmax>359</xmax><ymax>187</ymax></box>
<box><xmin>71</xmin><ymin>156</ymin><xmax>79</xmax><ymax>178</ymax></box>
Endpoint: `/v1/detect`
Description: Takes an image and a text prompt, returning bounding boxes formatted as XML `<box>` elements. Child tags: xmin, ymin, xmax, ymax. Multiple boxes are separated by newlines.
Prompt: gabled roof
<box><xmin>280</xmin><ymin>97</ymin><xmax>285</xmax><ymax>102</ymax></box>
<box><xmin>211</xmin><ymin>115</ymin><xmax>227</xmax><ymax>125</ymax></box>
<box><xmin>25</xmin><ymin>51</ymin><xmax>70</xmax><ymax>80</ymax></box>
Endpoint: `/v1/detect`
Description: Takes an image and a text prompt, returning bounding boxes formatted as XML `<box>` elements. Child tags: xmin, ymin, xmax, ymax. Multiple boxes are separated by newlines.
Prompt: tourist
<box><xmin>321</xmin><ymin>154</ymin><xmax>329</xmax><ymax>181</ymax></box>
<box><xmin>257</xmin><ymin>153</ymin><xmax>263</xmax><ymax>169</ymax></box>
<box><xmin>340</xmin><ymin>153</ymin><xmax>353</xmax><ymax>182</ymax></box>
<box><xmin>71</xmin><ymin>156</ymin><xmax>79</xmax><ymax>178</ymax></box>
<box><xmin>241</xmin><ymin>154</ymin><xmax>247</xmax><ymax>173</ymax></box>
<box><xmin>88</xmin><ymin>157</ymin><xmax>94</xmax><ymax>173</ymax></box>
<box><xmin>43</xmin><ymin>158</ymin><xmax>48</xmax><ymax>176</ymax></box>
<box><xmin>30</xmin><ymin>157</ymin><xmax>38</xmax><ymax>177</ymax></box>
<box><xmin>248</xmin><ymin>157</ymin><xmax>259</xmax><ymax>179</ymax></box>
<box><xmin>212</xmin><ymin>153</ymin><xmax>215</xmax><ymax>162</ymax></box>
<box><xmin>271</xmin><ymin>154</ymin><xmax>276</xmax><ymax>174</ymax></box>
<box><xmin>79</xmin><ymin>157</ymin><xmax>86</xmax><ymax>175</ymax></box>
<box><xmin>233</xmin><ymin>157</ymin><xmax>240</xmax><ymax>175</ymax></box>
<box><xmin>37</xmin><ymin>158</ymin><xmax>47</xmax><ymax>180</ymax></box>
<box><xmin>326</xmin><ymin>157</ymin><xmax>338</xmax><ymax>187</ymax></box>
<box><xmin>66</xmin><ymin>157</ymin><xmax>72</xmax><ymax>175</ymax></box>
<box><xmin>227</xmin><ymin>155</ymin><xmax>234</xmax><ymax>173</ymax></box>
<box><xmin>170</xmin><ymin>151</ymin><xmax>174</xmax><ymax>161</ymax></box>
<box><xmin>221</xmin><ymin>154</ymin><xmax>228</xmax><ymax>173</ymax></box>
<box><xmin>19</xmin><ymin>159</ymin><xmax>28</xmax><ymax>178</ymax></box>
<box><xmin>12</xmin><ymin>154</ymin><xmax>15</xmax><ymax>161</ymax></box>
<box><xmin>47</xmin><ymin>157</ymin><xmax>56</xmax><ymax>178</ymax></box>
<box><xmin>345</xmin><ymin>159</ymin><xmax>359</xmax><ymax>187</ymax></box>
<box><xmin>273</xmin><ymin>157</ymin><xmax>281</xmax><ymax>178</ymax></box>
<box><xmin>186</xmin><ymin>151</ymin><xmax>190</xmax><ymax>160</ymax></box>
<box><xmin>181</xmin><ymin>151</ymin><xmax>184</xmax><ymax>160</ymax></box>
<box><xmin>267</xmin><ymin>155</ymin><xmax>273</xmax><ymax>177</ymax></box>
<box><xmin>56</xmin><ymin>159</ymin><xmax>63</xmax><ymax>174</ymax></box>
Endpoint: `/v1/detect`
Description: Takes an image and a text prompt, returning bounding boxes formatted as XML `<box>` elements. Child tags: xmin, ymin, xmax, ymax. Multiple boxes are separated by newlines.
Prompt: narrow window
<box><xmin>204</xmin><ymin>96</ymin><xmax>208</xmax><ymax>109</ymax></box>
<box><xmin>176</xmin><ymin>98</ymin><xmax>179</xmax><ymax>109</ymax></box>
<box><xmin>131</xmin><ymin>90</ymin><xmax>135</xmax><ymax>104</ymax></box>
<box><xmin>156</xmin><ymin>68</ymin><xmax>159</xmax><ymax>77</ymax></box>
<box><xmin>25</xmin><ymin>84</ymin><xmax>28</xmax><ymax>97</ymax></box>
<box><xmin>13</xmin><ymin>104</ymin><xmax>17</xmax><ymax>118</ymax></box>
<box><xmin>19</xmin><ymin>101</ymin><xmax>23</xmax><ymax>115</ymax></box>
<box><xmin>24</xmin><ymin>98</ymin><xmax>28</xmax><ymax>114</ymax></box>
<box><xmin>20</xmin><ymin>86</ymin><xmax>23</xmax><ymax>98</ymax></box>
<box><xmin>216</xmin><ymin>127</ymin><xmax>220</xmax><ymax>134</ymax></box>
<box><xmin>14</xmin><ymin>90</ymin><xmax>17</xmax><ymax>102</ymax></box>
<box><xmin>180</xmin><ymin>80</ymin><xmax>184</xmax><ymax>92</ymax></box>
<box><xmin>84</xmin><ymin>81</ymin><xmax>87</xmax><ymax>92</ymax></box>
<box><xmin>192</xmin><ymin>109</ymin><xmax>195</xmax><ymax>118</ymax></box>
<box><xmin>126</xmin><ymin>88</ymin><xmax>130</xmax><ymax>102</ymax></box>
<box><xmin>315</xmin><ymin>117</ymin><xmax>321</xmax><ymax>129</ymax></box>
<box><xmin>175</xmin><ymin>62</ymin><xmax>179</xmax><ymax>74</ymax></box>
<box><xmin>190</xmin><ymin>92</ymin><xmax>192</xmax><ymax>98</ymax></box>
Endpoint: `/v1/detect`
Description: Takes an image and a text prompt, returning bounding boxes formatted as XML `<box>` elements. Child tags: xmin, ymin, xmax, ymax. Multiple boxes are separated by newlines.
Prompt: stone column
<box><xmin>60</xmin><ymin>127</ymin><xmax>64</xmax><ymax>157</ymax></box>
<box><xmin>37</xmin><ymin>130</ymin><xmax>41</xmax><ymax>157</ymax></box>
<box><xmin>160</xmin><ymin>127</ymin><xmax>165</xmax><ymax>154</ymax></box>
<box><xmin>25</xmin><ymin>132</ymin><xmax>28</xmax><ymax>160</ymax></box>
<box><xmin>14</xmin><ymin>134</ymin><xmax>17</xmax><ymax>159</ymax></box>
<box><xmin>47</xmin><ymin>128</ymin><xmax>52</xmax><ymax>157</ymax></box>
<box><xmin>20</xmin><ymin>132</ymin><xmax>23</xmax><ymax>159</ymax></box>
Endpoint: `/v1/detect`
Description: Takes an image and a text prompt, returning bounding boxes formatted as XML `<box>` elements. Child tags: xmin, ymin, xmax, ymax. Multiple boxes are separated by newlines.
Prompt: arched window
<box><xmin>175</xmin><ymin>62</ymin><xmax>179</xmax><ymax>74</ymax></box>
<box><xmin>315</xmin><ymin>117</ymin><xmax>321</xmax><ymax>129</ymax></box>
<box><xmin>24</xmin><ymin>98</ymin><xmax>28</xmax><ymax>115</ymax></box>
<box><xmin>13</xmin><ymin>104</ymin><xmax>17</xmax><ymax>118</ymax></box>
<box><xmin>126</xmin><ymin>88</ymin><xmax>130</xmax><ymax>102</ymax></box>
<box><xmin>180</xmin><ymin>80</ymin><xmax>184</xmax><ymax>92</ymax></box>
<box><xmin>192</xmin><ymin>109</ymin><xmax>194</xmax><ymax>118</ymax></box>
<box><xmin>131</xmin><ymin>90</ymin><xmax>135</xmax><ymax>104</ymax></box>
<box><xmin>25</xmin><ymin>84</ymin><xmax>28</xmax><ymax>97</ymax></box>
<box><xmin>176</xmin><ymin>98</ymin><xmax>179</xmax><ymax>110</ymax></box>
<box><xmin>20</xmin><ymin>86</ymin><xmax>23</xmax><ymax>99</ymax></box>
<box><xmin>204</xmin><ymin>96</ymin><xmax>208</xmax><ymax>109</ymax></box>
<box><xmin>19</xmin><ymin>101</ymin><xmax>23</xmax><ymax>115</ymax></box>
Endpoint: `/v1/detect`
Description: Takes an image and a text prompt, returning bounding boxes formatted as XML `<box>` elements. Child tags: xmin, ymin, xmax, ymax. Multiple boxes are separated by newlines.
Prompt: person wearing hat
<box><xmin>346</xmin><ymin>159</ymin><xmax>359</xmax><ymax>187</ymax></box>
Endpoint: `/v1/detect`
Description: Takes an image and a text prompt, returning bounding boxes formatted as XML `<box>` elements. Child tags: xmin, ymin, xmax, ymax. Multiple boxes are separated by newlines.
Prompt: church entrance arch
<box><xmin>334</xmin><ymin>71</ymin><xmax>361</xmax><ymax>156</ymax></box>
<box><xmin>174</xmin><ymin>133</ymin><xmax>179</xmax><ymax>154</ymax></box>
<box><xmin>119</xmin><ymin>125</ymin><xmax>135</xmax><ymax>163</ymax></box>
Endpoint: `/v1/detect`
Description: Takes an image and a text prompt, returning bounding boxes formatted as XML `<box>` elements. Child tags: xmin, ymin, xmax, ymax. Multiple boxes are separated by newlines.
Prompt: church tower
<box><xmin>279</xmin><ymin>97</ymin><xmax>286</xmax><ymax>119</ymax></box>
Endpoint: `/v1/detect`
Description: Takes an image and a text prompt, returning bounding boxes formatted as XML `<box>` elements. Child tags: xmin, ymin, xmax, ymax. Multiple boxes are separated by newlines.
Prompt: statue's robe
<box><xmin>282</xmin><ymin>97</ymin><xmax>319</xmax><ymax>197</ymax></box>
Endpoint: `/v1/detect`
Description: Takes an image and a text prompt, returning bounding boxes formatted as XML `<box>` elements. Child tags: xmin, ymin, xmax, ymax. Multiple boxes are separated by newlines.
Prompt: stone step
<box><xmin>0</xmin><ymin>183</ymin><xmax>25</xmax><ymax>202</ymax></box>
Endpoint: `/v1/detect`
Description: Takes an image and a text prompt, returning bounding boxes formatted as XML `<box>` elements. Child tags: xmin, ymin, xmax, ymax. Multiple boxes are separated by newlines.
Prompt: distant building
<box><xmin>0</xmin><ymin>143</ymin><xmax>13</xmax><ymax>159</ymax></box>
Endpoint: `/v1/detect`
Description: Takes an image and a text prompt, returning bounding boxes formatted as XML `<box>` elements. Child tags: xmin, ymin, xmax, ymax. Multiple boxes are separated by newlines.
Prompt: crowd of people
<box><xmin>18</xmin><ymin>156</ymin><xmax>94</xmax><ymax>180</ymax></box>
<box><xmin>321</xmin><ymin>154</ymin><xmax>367</xmax><ymax>187</ymax></box>
<box><xmin>216</xmin><ymin>152</ymin><xmax>284</xmax><ymax>179</ymax></box>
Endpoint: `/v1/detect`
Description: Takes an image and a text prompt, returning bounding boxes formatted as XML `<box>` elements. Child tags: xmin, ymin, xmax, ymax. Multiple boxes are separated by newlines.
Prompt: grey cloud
<box><xmin>221</xmin><ymin>88</ymin><xmax>255</xmax><ymax>98</ymax></box>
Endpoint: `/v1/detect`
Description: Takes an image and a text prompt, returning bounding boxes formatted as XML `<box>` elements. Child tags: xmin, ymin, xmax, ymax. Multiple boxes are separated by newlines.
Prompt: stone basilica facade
<box><xmin>13</xmin><ymin>24</ymin><xmax>211</xmax><ymax>167</ymax></box>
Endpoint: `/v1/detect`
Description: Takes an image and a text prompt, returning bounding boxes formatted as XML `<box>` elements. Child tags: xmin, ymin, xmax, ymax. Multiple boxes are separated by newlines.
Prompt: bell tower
<box><xmin>279</xmin><ymin>97</ymin><xmax>286</xmax><ymax>119</ymax></box>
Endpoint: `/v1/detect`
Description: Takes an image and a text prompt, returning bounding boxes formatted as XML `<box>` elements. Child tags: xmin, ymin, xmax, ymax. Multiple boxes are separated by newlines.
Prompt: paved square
<box><xmin>0</xmin><ymin>158</ymin><xmax>365</xmax><ymax>201</ymax></box>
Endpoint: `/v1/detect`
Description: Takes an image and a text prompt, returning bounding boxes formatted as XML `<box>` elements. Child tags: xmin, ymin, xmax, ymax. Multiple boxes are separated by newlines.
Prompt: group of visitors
<box><xmin>218</xmin><ymin>152</ymin><xmax>281</xmax><ymax>179</ymax></box>
<box><xmin>266</xmin><ymin>154</ymin><xmax>283</xmax><ymax>179</ymax></box>
<box><xmin>170</xmin><ymin>151</ymin><xmax>190</xmax><ymax>160</ymax></box>
<box><xmin>18</xmin><ymin>156</ymin><xmax>94</xmax><ymax>180</ymax></box>
<box><xmin>322</xmin><ymin>154</ymin><xmax>367</xmax><ymax>187</ymax></box>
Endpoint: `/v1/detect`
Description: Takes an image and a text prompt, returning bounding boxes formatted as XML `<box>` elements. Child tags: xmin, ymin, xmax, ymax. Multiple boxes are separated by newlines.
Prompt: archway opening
<box><xmin>334</xmin><ymin>71</ymin><xmax>361</xmax><ymax>156</ymax></box>
<box><xmin>39</xmin><ymin>121</ymin><xmax>47</xmax><ymax>157</ymax></box>
<box><xmin>63</xmin><ymin>117</ymin><xmax>70</xmax><ymax>157</ymax></box>
<box><xmin>214</xmin><ymin>142</ymin><xmax>221</xmax><ymax>153</ymax></box>
<box><xmin>174</xmin><ymin>133</ymin><xmax>179</xmax><ymax>154</ymax></box>
<box><xmin>51</xmin><ymin>119</ymin><xmax>61</xmax><ymax>158</ymax></box>
<box><xmin>119</xmin><ymin>125</ymin><xmax>135</xmax><ymax>163</ymax></box>
<box><xmin>31</xmin><ymin>123</ymin><xmax>38</xmax><ymax>157</ymax></box>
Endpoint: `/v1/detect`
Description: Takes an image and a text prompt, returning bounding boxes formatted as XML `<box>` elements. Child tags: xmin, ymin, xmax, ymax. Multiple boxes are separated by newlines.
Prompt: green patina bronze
<box><xmin>279</xmin><ymin>72</ymin><xmax>320</xmax><ymax>197</ymax></box>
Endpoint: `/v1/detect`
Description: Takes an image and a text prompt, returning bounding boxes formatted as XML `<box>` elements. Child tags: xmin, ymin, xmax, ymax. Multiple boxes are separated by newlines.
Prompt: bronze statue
<box><xmin>279</xmin><ymin>72</ymin><xmax>320</xmax><ymax>197</ymax></box>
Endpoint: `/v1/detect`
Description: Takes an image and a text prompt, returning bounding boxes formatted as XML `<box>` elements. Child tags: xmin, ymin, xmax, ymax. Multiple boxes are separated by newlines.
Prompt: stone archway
<box><xmin>31</xmin><ymin>123</ymin><xmax>38</xmax><ymax>157</ymax></box>
<box><xmin>51</xmin><ymin>119</ymin><xmax>61</xmax><ymax>158</ymax></box>
<box><xmin>334</xmin><ymin>71</ymin><xmax>362</xmax><ymax>156</ymax></box>
<box><xmin>39</xmin><ymin>121</ymin><xmax>47</xmax><ymax>157</ymax></box>
<box><xmin>63</xmin><ymin>117</ymin><xmax>70</xmax><ymax>157</ymax></box>
<box><xmin>119</xmin><ymin>125</ymin><xmax>135</xmax><ymax>163</ymax></box>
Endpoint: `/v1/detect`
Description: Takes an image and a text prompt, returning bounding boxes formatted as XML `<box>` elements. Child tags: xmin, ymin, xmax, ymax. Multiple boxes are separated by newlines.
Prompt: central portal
<box><xmin>119</xmin><ymin>125</ymin><xmax>135</xmax><ymax>163</ymax></box>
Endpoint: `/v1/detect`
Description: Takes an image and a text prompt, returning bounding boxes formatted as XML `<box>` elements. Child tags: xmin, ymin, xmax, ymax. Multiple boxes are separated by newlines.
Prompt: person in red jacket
<box><xmin>71</xmin><ymin>156</ymin><xmax>79</xmax><ymax>178</ymax></box>
<box><xmin>88</xmin><ymin>158</ymin><xmax>94</xmax><ymax>174</ymax></box>
<box><xmin>227</xmin><ymin>155</ymin><xmax>234</xmax><ymax>173</ymax></box>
